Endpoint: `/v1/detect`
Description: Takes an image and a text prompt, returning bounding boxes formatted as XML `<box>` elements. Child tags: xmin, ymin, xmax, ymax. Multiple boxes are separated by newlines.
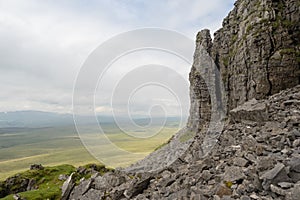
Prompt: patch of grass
<box><xmin>224</xmin><ymin>181</ymin><xmax>233</xmax><ymax>188</ymax></box>
<box><xmin>179</xmin><ymin>130</ymin><xmax>196</xmax><ymax>142</ymax></box>
<box><xmin>0</xmin><ymin>164</ymin><xmax>75</xmax><ymax>200</ymax></box>
<box><xmin>0</xmin><ymin>163</ymin><xmax>114</xmax><ymax>200</ymax></box>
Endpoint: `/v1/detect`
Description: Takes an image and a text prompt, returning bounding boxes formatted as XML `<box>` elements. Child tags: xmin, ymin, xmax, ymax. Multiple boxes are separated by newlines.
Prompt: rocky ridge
<box><xmin>65</xmin><ymin>0</ymin><xmax>300</xmax><ymax>199</ymax></box>
<box><xmin>66</xmin><ymin>84</ymin><xmax>300</xmax><ymax>200</ymax></box>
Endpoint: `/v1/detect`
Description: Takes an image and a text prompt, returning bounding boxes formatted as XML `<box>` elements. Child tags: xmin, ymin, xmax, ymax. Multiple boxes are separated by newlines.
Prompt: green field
<box><xmin>0</xmin><ymin>123</ymin><xmax>179</xmax><ymax>180</ymax></box>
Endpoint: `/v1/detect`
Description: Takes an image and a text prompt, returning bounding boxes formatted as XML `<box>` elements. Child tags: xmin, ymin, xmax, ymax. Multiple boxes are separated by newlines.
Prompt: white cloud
<box><xmin>0</xmin><ymin>0</ymin><xmax>235</xmax><ymax>115</ymax></box>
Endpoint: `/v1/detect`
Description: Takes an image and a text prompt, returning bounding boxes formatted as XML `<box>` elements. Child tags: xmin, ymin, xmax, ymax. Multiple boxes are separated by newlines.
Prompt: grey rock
<box><xmin>260</xmin><ymin>163</ymin><xmax>285</xmax><ymax>180</ymax></box>
<box><xmin>291</xmin><ymin>182</ymin><xmax>300</xmax><ymax>200</ymax></box>
<box><xmin>224</xmin><ymin>166</ymin><xmax>245</xmax><ymax>182</ymax></box>
<box><xmin>278</xmin><ymin>182</ymin><xmax>294</xmax><ymax>189</ymax></box>
<box><xmin>290</xmin><ymin>130</ymin><xmax>300</xmax><ymax>137</ymax></box>
<box><xmin>190</xmin><ymin>192</ymin><xmax>206</xmax><ymax>200</ymax></box>
<box><xmin>93</xmin><ymin>172</ymin><xmax>126</xmax><ymax>191</ymax></box>
<box><xmin>249</xmin><ymin>194</ymin><xmax>260</xmax><ymax>199</ymax></box>
<box><xmin>256</xmin><ymin>156</ymin><xmax>275</xmax><ymax>171</ymax></box>
<box><xmin>289</xmin><ymin>171</ymin><xmax>300</xmax><ymax>183</ymax></box>
<box><xmin>81</xmin><ymin>189</ymin><xmax>104</xmax><ymax>200</ymax></box>
<box><xmin>233</xmin><ymin>157</ymin><xmax>248</xmax><ymax>167</ymax></box>
<box><xmin>61</xmin><ymin>173</ymin><xmax>75</xmax><ymax>200</ymax></box>
<box><xmin>270</xmin><ymin>184</ymin><xmax>286</xmax><ymax>196</ymax></box>
<box><xmin>289</xmin><ymin>157</ymin><xmax>300</xmax><ymax>173</ymax></box>
<box><xmin>13</xmin><ymin>194</ymin><xmax>25</xmax><ymax>200</ymax></box>
<box><xmin>240</xmin><ymin>196</ymin><xmax>251</xmax><ymax>200</ymax></box>
<box><xmin>201</xmin><ymin>170</ymin><xmax>213</xmax><ymax>181</ymax></box>
<box><xmin>124</xmin><ymin>176</ymin><xmax>153</xmax><ymax>198</ymax></box>
<box><xmin>215</xmin><ymin>185</ymin><xmax>232</xmax><ymax>198</ymax></box>
<box><xmin>26</xmin><ymin>179</ymin><xmax>36</xmax><ymax>191</ymax></box>
<box><xmin>58</xmin><ymin>174</ymin><xmax>69</xmax><ymax>181</ymax></box>
<box><xmin>260</xmin><ymin>163</ymin><xmax>291</xmax><ymax>190</ymax></box>
<box><xmin>293</xmin><ymin>139</ymin><xmax>300</xmax><ymax>147</ymax></box>
<box><xmin>29</xmin><ymin>164</ymin><xmax>44</xmax><ymax>170</ymax></box>
<box><xmin>160</xmin><ymin>177</ymin><xmax>176</xmax><ymax>188</ymax></box>
<box><xmin>230</xmin><ymin>99</ymin><xmax>268</xmax><ymax>123</ymax></box>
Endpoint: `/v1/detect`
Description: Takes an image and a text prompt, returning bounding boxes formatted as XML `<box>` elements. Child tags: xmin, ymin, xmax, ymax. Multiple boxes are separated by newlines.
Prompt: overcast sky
<box><xmin>0</xmin><ymin>0</ymin><xmax>235</xmax><ymax>116</ymax></box>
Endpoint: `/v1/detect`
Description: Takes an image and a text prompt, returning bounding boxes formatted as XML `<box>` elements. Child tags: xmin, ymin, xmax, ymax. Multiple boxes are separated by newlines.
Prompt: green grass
<box><xmin>0</xmin><ymin>124</ymin><xmax>180</xmax><ymax>180</ymax></box>
<box><xmin>0</xmin><ymin>164</ymin><xmax>75</xmax><ymax>200</ymax></box>
<box><xmin>0</xmin><ymin>163</ymin><xmax>113</xmax><ymax>200</ymax></box>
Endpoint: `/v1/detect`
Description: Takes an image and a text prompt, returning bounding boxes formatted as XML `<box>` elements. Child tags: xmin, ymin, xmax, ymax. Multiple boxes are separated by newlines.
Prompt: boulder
<box><xmin>223</xmin><ymin>166</ymin><xmax>245</xmax><ymax>182</ymax></box>
<box><xmin>230</xmin><ymin>99</ymin><xmax>268</xmax><ymax>123</ymax></box>
<box><xmin>260</xmin><ymin>163</ymin><xmax>291</xmax><ymax>190</ymax></box>
<box><xmin>124</xmin><ymin>176</ymin><xmax>153</xmax><ymax>198</ymax></box>
<box><xmin>29</xmin><ymin>164</ymin><xmax>44</xmax><ymax>170</ymax></box>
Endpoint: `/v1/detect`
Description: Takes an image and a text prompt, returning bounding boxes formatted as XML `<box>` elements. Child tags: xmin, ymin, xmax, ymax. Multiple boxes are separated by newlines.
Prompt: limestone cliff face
<box><xmin>187</xmin><ymin>30</ymin><xmax>213</xmax><ymax>133</ymax></box>
<box><xmin>64</xmin><ymin>1</ymin><xmax>300</xmax><ymax>199</ymax></box>
<box><xmin>188</xmin><ymin>0</ymin><xmax>300</xmax><ymax>131</ymax></box>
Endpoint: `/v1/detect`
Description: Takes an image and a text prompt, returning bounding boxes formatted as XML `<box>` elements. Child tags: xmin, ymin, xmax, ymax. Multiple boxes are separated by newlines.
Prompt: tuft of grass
<box><xmin>224</xmin><ymin>181</ymin><xmax>233</xmax><ymax>188</ymax></box>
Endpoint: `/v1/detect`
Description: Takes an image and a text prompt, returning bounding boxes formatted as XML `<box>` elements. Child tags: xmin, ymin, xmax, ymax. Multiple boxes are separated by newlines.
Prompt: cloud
<box><xmin>0</xmin><ymin>0</ymin><xmax>235</xmax><ymax>115</ymax></box>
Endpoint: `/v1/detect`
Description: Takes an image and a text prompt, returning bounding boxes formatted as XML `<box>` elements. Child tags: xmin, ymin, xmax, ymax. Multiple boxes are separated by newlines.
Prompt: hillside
<box><xmin>65</xmin><ymin>0</ymin><xmax>300</xmax><ymax>199</ymax></box>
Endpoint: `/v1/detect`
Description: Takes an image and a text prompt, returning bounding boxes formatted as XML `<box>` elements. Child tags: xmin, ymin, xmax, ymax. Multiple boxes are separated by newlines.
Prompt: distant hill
<box><xmin>0</xmin><ymin>110</ymin><xmax>185</xmax><ymax>128</ymax></box>
<box><xmin>0</xmin><ymin>111</ymin><xmax>73</xmax><ymax>128</ymax></box>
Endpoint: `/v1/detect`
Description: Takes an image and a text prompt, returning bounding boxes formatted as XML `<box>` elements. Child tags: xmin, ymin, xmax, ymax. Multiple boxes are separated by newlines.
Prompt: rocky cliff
<box><xmin>188</xmin><ymin>0</ymin><xmax>300</xmax><ymax>131</ymax></box>
<box><xmin>63</xmin><ymin>0</ymin><xmax>300</xmax><ymax>199</ymax></box>
<box><xmin>216</xmin><ymin>0</ymin><xmax>299</xmax><ymax>109</ymax></box>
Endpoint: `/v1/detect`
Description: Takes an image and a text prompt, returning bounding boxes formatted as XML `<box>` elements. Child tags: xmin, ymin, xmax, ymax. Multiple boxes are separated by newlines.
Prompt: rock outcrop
<box><xmin>188</xmin><ymin>0</ymin><xmax>300</xmax><ymax>131</ymax></box>
<box><xmin>66</xmin><ymin>0</ymin><xmax>299</xmax><ymax>199</ymax></box>
<box><xmin>211</xmin><ymin>0</ymin><xmax>299</xmax><ymax>110</ymax></box>
<box><xmin>0</xmin><ymin>164</ymin><xmax>44</xmax><ymax>198</ymax></box>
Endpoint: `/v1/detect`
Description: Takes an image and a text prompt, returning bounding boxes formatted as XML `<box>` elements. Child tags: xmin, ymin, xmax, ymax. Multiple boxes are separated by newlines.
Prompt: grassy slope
<box><xmin>0</xmin><ymin>163</ymin><xmax>112</xmax><ymax>200</ymax></box>
<box><xmin>0</xmin><ymin>164</ymin><xmax>75</xmax><ymax>200</ymax></box>
<box><xmin>0</xmin><ymin>125</ymin><xmax>178</xmax><ymax>180</ymax></box>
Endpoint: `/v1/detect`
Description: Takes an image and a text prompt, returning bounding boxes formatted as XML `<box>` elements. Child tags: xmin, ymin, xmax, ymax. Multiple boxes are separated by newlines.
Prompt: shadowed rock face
<box><xmin>188</xmin><ymin>0</ymin><xmax>299</xmax><ymax>132</ymax></box>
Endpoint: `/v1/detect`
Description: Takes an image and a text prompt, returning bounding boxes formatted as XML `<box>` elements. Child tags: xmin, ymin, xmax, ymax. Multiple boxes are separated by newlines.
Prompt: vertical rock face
<box><xmin>187</xmin><ymin>29</ymin><xmax>213</xmax><ymax>132</ymax></box>
<box><xmin>188</xmin><ymin>0</ymin><xmax>300</xmax><ymax>131</ymax></box>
